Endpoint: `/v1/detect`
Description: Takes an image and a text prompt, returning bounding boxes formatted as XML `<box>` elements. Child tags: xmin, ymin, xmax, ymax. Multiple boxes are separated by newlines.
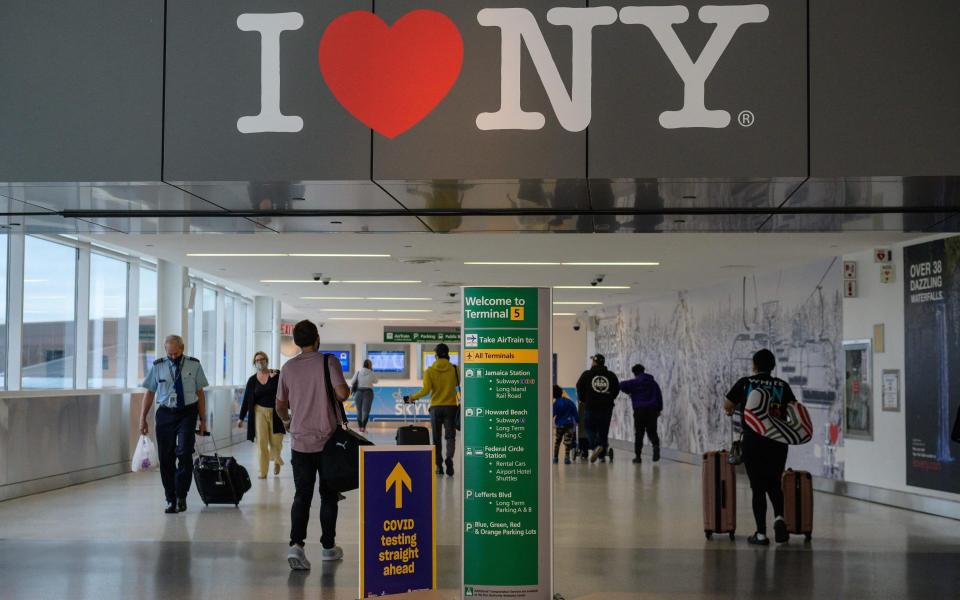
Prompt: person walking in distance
<box><xmin>619</xmin><ymin>364</ymin><xmax>663</xmax><ymax>464</ymax></box>
<box><xmin>238</xmin><ymin>352</ymin><xmax>285</xmax><ymax>478</ymax></box>
<box><xmin>276</xmin><ymin>320</ymin><xmax>351</xmax><ymax>569</ymax></box>
<box><xmin>351</xmin><ymin>359</ymin><xmax>378</xmax><ymax>433</ymax></box>
<box><xmin>405</xmin><ymin>343</ymin><xmax>460</xmax><ymax>477</ymax></box>
<box><xmin>138</xmin><ymin>335</ymin><xmax>209</xmax><ymax>514</ymax></box>
<box><xmin>576</xmin><ymin>354</ymin><xmax>620</xmax><ymax>463</ymax></box>
<box><xmin>552</xmin><ymin>385</ymin><xmax>578</xmax><ymax>464</ymax></box>
<box><xmin>724</xmin><ymin>349</ymin><xmax>795</xmax><ymax>546</ymax></box>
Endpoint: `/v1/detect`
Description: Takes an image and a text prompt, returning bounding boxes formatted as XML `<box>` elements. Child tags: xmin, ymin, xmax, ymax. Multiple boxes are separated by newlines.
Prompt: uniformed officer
<box><xmin>138</xmin><ymin>334</ymin><xmax>209</xmax><ymax>514</ymax></box>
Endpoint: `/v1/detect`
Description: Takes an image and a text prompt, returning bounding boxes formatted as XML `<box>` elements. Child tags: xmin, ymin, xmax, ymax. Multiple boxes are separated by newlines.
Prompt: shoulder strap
<box><xmin>322</xmin><ymin>354</ymin><xmax>347</xmax><ymax>428</ymax></box>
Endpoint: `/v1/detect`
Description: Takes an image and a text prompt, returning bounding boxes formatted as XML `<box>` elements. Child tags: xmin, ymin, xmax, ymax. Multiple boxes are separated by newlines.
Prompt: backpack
<box><xmin>743</xmin><ymin>387</ymin><xmax>813</xmax><ymax>445</ymax></box>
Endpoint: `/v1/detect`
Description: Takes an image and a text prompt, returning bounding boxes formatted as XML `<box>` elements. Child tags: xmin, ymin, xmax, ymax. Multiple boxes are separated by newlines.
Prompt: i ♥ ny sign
<box><xmin>237</xmin><ymin>5</ymin><xmax>769</xmax><ymax>139</ymax></box>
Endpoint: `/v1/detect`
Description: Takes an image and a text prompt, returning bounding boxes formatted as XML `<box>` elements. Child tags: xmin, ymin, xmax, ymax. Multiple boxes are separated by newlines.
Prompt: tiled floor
<box><xmin>1</xmin><ymin>425</ymin><xmax>958</xmax><ymax>599</ymax></box>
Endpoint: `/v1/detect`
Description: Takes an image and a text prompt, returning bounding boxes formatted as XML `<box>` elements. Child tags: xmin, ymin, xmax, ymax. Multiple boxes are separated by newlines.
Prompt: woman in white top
<box><xmin>352</xmin><ymin>359</ymin><xmax>378</xmax><ymax>433</ymax></box>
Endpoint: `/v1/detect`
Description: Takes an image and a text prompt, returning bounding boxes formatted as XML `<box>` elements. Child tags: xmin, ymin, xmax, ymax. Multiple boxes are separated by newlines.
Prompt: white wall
<box><xmin>553</xmin><ymin>315</ymin><xmax>588</xmax><ymax>387</ymax></box>
<box><xmin>842</xmin><ymin>235</ymin><xmax>959</xmax><ymax>501</ymax></box>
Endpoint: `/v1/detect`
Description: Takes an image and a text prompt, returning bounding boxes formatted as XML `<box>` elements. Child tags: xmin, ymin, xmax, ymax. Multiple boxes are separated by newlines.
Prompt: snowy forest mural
<box><xmin>595</xmin><ymin>259</ymin><xmax>845</xmax><ymax>479</ymax></box>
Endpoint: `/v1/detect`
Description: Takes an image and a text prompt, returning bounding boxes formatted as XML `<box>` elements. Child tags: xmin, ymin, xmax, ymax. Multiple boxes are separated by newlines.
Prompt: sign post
<box><xmin>461</xmin><ymin>287</ymin><xmax>552</xmax><ymax>600</ymax></box>
<box><xmin>360</xmin><ymin>446</ymin><xmax>437</xmax><ymax>598</ymax></box>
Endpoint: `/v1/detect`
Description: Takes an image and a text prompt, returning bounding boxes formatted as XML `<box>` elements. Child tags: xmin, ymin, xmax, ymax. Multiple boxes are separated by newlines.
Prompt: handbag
<box><xmin>320</xmin><ymin>354</ymin><xmax>372</xmax><ymax>493</ymax></box>
<box><xmin>743</xmin><ymin>387</ymin><xmax>813</xmax><ymax>445</ymax></box>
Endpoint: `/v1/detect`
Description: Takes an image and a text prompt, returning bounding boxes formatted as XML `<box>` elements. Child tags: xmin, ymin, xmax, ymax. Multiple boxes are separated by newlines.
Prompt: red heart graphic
<box><xmin>319</xmin><ymin>10</ymin><xmax>464</xmax><ymax>139</ymax></box>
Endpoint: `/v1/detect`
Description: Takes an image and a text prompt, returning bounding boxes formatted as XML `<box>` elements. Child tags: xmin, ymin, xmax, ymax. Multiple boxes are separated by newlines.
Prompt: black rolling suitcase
<box><xmin>193</xmin><ymin>431</ymin><xmax>252</xmax><ymax>507</ymax></box>
<box><xmin>396</xmin><ymin>399</ymin><xmax>431</xmax><ymax>445</ymax></box>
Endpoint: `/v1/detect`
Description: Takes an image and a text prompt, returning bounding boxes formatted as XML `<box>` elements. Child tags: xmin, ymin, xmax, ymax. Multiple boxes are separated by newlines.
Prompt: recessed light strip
<box><xmin>261</xmin><ymin>280</ymin><xmax>422</xmax><ymax>284</ymax></box>
<box><xmin>464</xmin><ymin>261</ymin><xmax>658</xmax><ymax>267</ymax></box>
<box><xmin>554</xmin><ymin>285</ymin><xmax>631</xmax><ymax>289</ymax></box>
<box><xmin>554</xmin><ymin>301</ymin><xmax>603</xmax><ymax>305</ymax></box>
<box><xmin>300</xmin><ymin>296</ymin><xmax>432</xmax><ymax>301</ymax></box>
<box><xmin>318</xmin><ymin>309</ymin><xmax>434</xmax><ymax>313</ymax></box>
<box><xmin>189</xmin><ymin>253</ymin><xmax>390</xmax><ymax>258</ymax></box>
<box><xmin>552</xmin><ymin>312</ymin><xmax>577</xmax><ymax>316</ymax></box>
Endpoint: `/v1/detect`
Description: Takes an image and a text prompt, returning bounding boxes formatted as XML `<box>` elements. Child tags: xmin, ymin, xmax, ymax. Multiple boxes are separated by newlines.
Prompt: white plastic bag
<box><xmin>131</xmin><ymin>435</ymin><xmax>159</xmax><ymax>472</ymax></box>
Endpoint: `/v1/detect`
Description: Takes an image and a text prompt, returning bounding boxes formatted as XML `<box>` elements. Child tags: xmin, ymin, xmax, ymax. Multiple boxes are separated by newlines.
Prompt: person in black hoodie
<box><xmin>576</xmin><ymin>354</ymin><xmax>620</xmax><ymax>463</ymax></box>
<box><xmin>619</xmin><ymin>364</ymin><xmax>663</xmax><ymax>464</ymax></box>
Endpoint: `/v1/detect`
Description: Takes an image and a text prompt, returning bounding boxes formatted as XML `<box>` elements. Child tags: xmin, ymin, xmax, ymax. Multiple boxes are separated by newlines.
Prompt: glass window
<box><xmin>201</xmin><ymin>287</ymin><xmax>217</xmax><ymax>376</ymax></box>
<box><xmin>138</xmin><ymin>266</ymin><xmax>157</xmax><ymax>381</ymax></box>
<box><xmin>0</xmin><ymin>234</ymin><xmax>7</xmax><ymax>389</ymax></box>
<box><xmin>22</xmin><ymin>237</ymin><xmax>77</xmax><ymax>389</ymax></box>
<box><xmin>234</xmin><ymin>301</ymin><xmax>248</xmax><ymax>384</ymax></box>
<box><xmin>223</xmin><ymin>295</ymin><xmax>234</xmax><ymax>384</ymax></box>
<box><xmin>187</xmin><ymin>284</ymin><xmax>198</xmax><ymax>357</ymax></box>
<box><xmin>88</xmin><ymin>254</ymin><xmax>128</xmax><ymax>388</ymax></box>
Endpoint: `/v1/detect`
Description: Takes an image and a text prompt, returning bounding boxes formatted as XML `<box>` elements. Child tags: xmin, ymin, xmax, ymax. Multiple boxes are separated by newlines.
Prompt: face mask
<box><xmin>255</xmin><ymin>361</ymin><xmax>268</xmax><ymax>371</ymax></box>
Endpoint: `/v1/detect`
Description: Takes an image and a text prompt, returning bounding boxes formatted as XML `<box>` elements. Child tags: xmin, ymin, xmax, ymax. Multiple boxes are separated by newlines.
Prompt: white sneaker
<box><xmin>287</xmin><ymin>545</ymin><xmax>311</xmax><ymax>570</ymax></box>
<box><xmin>321</xmin><ymin>546</ymin><xmax>344</xmax><ymax>561</ymax></box>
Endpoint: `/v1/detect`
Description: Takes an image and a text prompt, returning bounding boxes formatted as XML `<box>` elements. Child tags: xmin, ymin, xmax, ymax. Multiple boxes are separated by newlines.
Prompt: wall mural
<box><xmin>594</xmin><ymin>259</ymin><xmax>845</xmax><ymax>479</ymax></box>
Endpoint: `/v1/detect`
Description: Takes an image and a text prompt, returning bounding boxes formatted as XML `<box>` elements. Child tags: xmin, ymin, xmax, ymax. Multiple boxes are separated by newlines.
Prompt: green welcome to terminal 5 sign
<box><xmin>461</xmin><ymin>287</ymin><xmax>551</xmax><ymax>600</ymax></box>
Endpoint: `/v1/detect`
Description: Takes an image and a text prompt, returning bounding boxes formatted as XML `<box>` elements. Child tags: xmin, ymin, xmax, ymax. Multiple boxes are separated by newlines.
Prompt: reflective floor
<box><xmin>1</xmin><ymin>425</ymin><xmax>958</xmax><ymax>599</ymax></box>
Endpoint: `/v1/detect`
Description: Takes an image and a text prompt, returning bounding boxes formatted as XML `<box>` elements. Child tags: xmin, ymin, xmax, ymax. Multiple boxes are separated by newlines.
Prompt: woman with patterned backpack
<box><xmin>724</xmin><ymin>349</ymin><xmax>812</xmax><ymax>546</ymax></box>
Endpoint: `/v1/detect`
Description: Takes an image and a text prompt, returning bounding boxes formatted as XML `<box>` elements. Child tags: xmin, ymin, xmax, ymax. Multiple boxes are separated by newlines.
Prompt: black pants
<box><xmin>632</xmin><ymin>407</ymin><xmax>660</xmax><ymax>456</ymax></box>
<box><xmin>430</xmin><ymin>406</ymin><xmax>458</xmax><ymax>466</ymax></box>
<box><xmin>155</xmin><ymin>405</ymin><xmax>198</xmax><ymax>503</ymax></box>
<box><xmin>585</xmin><ymin>406</ymin><xmax>613</xmax><ymax>451</ymax></box>
<box><xmin>290</xmin><ymin>449</ymin><xmax>340</xmax><ymax>549</ymax></box>
<box><xmin>554</xmin><ymin>425</ymin><xmax>575</xmax><ymax>459</ymax></box>
<box><xmin>742</xmin><ymin>433</ymin><xmax>789</xmax><ymax>535</ymax></box>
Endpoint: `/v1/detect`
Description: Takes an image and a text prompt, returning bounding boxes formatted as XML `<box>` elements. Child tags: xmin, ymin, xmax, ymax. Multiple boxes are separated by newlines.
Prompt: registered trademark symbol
<box><xmin>738</xmin><ymin>110</ymin><xmax>755</xmax><ymax>127</ymax></box>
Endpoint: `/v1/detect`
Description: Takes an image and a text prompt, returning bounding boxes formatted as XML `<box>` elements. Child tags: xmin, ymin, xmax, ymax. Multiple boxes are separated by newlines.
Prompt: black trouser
<box><xmin>430</xmin><ymin>406</ymin><xmax>458</xmax><ymax>466</ymax></box>
<box><xmin>155</xmin><ymin>405</ymin><xmax>198</xmax><ymax>503</ymax></box>
<box><xmin>554</xmin><ymin>425</ymin><xmax>575</xmax><ymax>459</ymax></box>
<box><xmin>290</xmin><ymin>449</ymin><xmax>340</xmax><ymax>549</ymax></box>
<box><xmin>632</xmin><ymin>407</ymin><xmax>660</xmax><ymax>456</ymax></box>
<box><xmin>585</xmin><ymin>406</ymin><xmax>613</xmax><ymax>451</ymax></box>
<box><xmin>742</xmin><ymin>433</ymin><xmax>789</xmax><ymax>535</ymax></box>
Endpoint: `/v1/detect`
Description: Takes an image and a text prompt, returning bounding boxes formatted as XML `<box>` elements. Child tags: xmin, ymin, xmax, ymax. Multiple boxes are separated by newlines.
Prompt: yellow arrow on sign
<box><xmin>385</xmin><ymin>462</ymin><xmax>413</xmax><ymax>509</ymax></box>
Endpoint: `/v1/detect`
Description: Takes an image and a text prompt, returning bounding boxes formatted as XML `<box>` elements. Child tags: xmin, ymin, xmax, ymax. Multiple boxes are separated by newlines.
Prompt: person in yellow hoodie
<box><xmin>404</xmin><ymin>343</ymin><xmax>460</xmax><ymax>477</ymax></box>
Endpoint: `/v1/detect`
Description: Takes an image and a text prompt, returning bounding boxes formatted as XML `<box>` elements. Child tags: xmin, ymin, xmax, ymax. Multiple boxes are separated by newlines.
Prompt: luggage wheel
<box><xmin>804</xmin><ymin>533</ymin><xmax>812</xmax><ymax>542</ymax></box>
<box><xmin>705</xmin><ymin>530</ymin><xmax>713</xmax><ymax>540</ymax></box>
<box><xmin>729</xmin><ymin>532</ymin><xmax>736</xmax><ymax>541</ymax></box>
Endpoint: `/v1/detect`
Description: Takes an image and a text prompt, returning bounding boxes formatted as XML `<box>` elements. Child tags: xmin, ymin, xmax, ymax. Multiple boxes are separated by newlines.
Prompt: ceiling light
<box><xmin>553</xmin><ymin>312</ymin><xmax>577</xmax><ymax>316</ymax></box>
<box><xmin>341</xmin><ymin>280</ymin><xmax>422</xmax><ymax>284</ymax></box>
<box><xmin>300</xmin><ymin>297</ymin><xmax>366</xmax><ymax>301</ymax></box>
<box><xmin>288</xmin><ymin>253</ymin><xmax>391</xmax><ymax>258</ymax></box>
<box><xmin>318</xmin><ymin>309</ymin><xmax>373</xmax><ymax>312</ymax></box>
<box><xmin>367</xmin><ymin>297</ymin><xmax>433</xmax><ymax>301</ymax></box>
<box><xmin>328</xmin><ymin>317</ymin><xmax>372</xmax><ymax>321</ymax></box>
<box><xmin>464</xmin><ymin>261</ymin><xmax>561</xmax><ymax>266</ymax></box>
<box><xmin>554</xmin><ymin>285</ymin><xmax>631</xmax><ymax>290</ymax></box>
<box><xmin>190</xmin><ymin>253</ymin><xmax>390</xmax><ymax>258</ymax></box>
<box><xmin>464</xmin><ymin>261</ymin><xmax>658</xmax><ymax>267</ymax></box>
<box><xmin>554</xmin><ymin>301</ymin><xmax>603</xmax><ymax>305</ymax></box>
<box><xmin>561</xmin><ymin>262</ymin><xmax>659</xmax><ymax>266</ymax></box>
<box><xmin>378</xmin><ymin>318</ymin><xmax>427</xmax><ymax>322</ymax></box>
<box><xmin>376</xmin><ymin>309</ymin><xmax>433</xmax><ymax>313</ymax></box>
<box><xmin>261</xmin><ymin>279</ymin><xmax>422</xmax><ymax>284</ymax></box>
<box><xmin>189</xmin><ymin>253</ymin><xmax>287</xmax><ymax>257</ymax></box>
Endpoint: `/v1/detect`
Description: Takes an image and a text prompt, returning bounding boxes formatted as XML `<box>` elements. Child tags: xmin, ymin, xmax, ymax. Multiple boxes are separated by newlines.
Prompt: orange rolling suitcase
<box><xmin>782</xmin><ymin>469</ymin><xmax>813</xmax><ymax>541</ymax></box>
<box><xmin>702</xmin><ymin>450</ymin><xmax>736</xmax><ymax>540</ymax></box>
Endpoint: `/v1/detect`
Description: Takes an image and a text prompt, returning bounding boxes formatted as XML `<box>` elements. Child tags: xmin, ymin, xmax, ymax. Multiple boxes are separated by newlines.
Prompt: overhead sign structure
<box><xmin>360</xmin><ymin>446</ymin><xmax>437</xmax><ymax>598</ymax></box>
<box><xmin>385</xmin><ymin>327</ymin><xmax>461</xmax><ymax>344</ymax></box>
<box><xmin>461</xmin><ymin>287</ymin><xmax>552</xmax><ymax>600</ymax></box>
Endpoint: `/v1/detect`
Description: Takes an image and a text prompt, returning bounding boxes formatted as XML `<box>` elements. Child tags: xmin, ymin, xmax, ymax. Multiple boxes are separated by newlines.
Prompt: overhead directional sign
<box><xmin>385</xmin><ymin>327</ymin><xmax>461</xmax><ymax>343</ymax></box>
<box><xmin>360</xmin><ymin>446</ymin><xmax>437</xmax><ymax>598</ymax></box>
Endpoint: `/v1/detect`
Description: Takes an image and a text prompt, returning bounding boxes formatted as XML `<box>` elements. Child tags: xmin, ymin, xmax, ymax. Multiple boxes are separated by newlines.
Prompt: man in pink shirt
<box><xmin>276</xmin><ymin>320</ymin><xmax>350</xmax><ymax>570</ymax></box>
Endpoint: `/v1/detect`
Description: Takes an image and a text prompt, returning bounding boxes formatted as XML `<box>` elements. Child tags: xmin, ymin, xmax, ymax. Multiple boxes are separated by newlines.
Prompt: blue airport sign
<box><xmin>360</xmin><ymin>446</ymin><xmax>436</xmax><ymax>598</ymax></box>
